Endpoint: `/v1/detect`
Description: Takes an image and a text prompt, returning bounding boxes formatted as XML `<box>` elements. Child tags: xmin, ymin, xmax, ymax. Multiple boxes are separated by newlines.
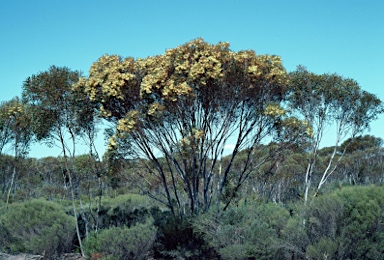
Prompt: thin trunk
<box><xmin>304</xmin><ymin>163</ymin><xmax>311</xmax><ymax>205</ymax></box>
<box><xmin>6</xmin><ymin>138</ymin><xmax>18</xmax><ymax>208</ymax></box>
<box><xmin>79</xmin><ymin>199</ymin><xmax>89</xmax><ymax>239</ymax></box>
<box><xmin>6</xmin><ymin>166</ymin><xmax>16</xmax><ymax>208</ymax></box>
<box><xmin>315</xmin><ymin>119</ymin><xmax>348</xmax><ymax>196</ymax></box>
<box><xmin>67</xmin><ymin>168</ymin><xmax>84</xmax><ymax>257</ymax></box>
<box><xmin>96</xmin><ymin>176</ymin><xmax>102</xmax><ymax>232</ymax></box>
<box><xmin>59</xmin><ymin>130</ymin><xmax>84</xmax><ymax>257</ymax></box>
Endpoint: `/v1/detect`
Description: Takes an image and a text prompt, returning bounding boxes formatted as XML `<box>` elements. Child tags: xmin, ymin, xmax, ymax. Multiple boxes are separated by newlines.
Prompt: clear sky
<box><xmin>1</xmin><ymin>0</ymin><xmax>383</xmax><ymax>158</ymax></box>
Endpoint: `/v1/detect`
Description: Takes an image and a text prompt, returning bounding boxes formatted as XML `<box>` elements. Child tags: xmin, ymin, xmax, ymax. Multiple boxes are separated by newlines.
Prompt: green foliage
<box><xmin>306</xmin><ymin>238</ymin><xmax>339</xmax><ymax>259</ymax></box>
<box><xmin>83</xmin><ymin>218</ymin><xmax>156</xmax><ymax>260</ymax></box>
<box><xmin>307</xmin><ymin>193</ymin><xmax>344</xmax><ymax>241</ymax></box>
<box><xmin>288</xmin><ymin>66</ymin><xmax>383</xmax><ymax>201</ymax></box>
<box><xmin>280</xmin><ymin>217</ymin><xmax>309</xmax><ymax>258</ymax></box>
<box><xmin>0</xmin><ymin>199</ymin><xmax>76</xmax><ymax>257</ymax></box>
<box><xmin>96</xmin><ymin>194</ymin><xmax>153</xmax><ymax>229</ymax></box>
<box><xmin>22</xmin><ymin>66</ymin><xmax>87</xmax><ymax>141</ymax></box>
<box><xmin>334</xmin><ymin>185</ymin><xmax>384</xmax><ymax>259</ymax></box>
<box><xmin>0</xmin><ymin>97</ymin><xmax>34</xmax><ymax>156</ymax></box>
<box><xmin>194</xmin><ymin>202</ymin><xmax>290</xmax><ymax>259</ymax></box>
<box><xmin>303</xmin><ymin>185</ymin><xmax>384</xmax><ymax>259</ymax></box>
<box><xmin>192</xmin><ymin>186</ymin><xmax>384</xmax><ymax>259</ymax></box>
<box><xmin>152</xmin><ymin>211</ymin><xmax>217</xmax><ymax>259</ymax></box>
<box><xmin>341</xmin><ymin>135</ymin><xmax>383</xmax><ymax>154</ymax></box>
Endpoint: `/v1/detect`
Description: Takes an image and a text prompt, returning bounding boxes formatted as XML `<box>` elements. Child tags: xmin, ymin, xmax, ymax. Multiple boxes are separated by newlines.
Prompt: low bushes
<box><xmin>1</xmin><ymin>186</ymin><xmax>384</xmax><ymax>259</ymax></box>
<box><xmin>193</xmin><ymin>185</ymin><xmax>384</xmax><ymax>259</ymax></box>
<box><xmin>305</xmin><ymin>185</ymin><xmax>384</xmax><ymax>259</ymax></box>
<box><xmin>83</xmin><ymin>218</ymin><xmax>156</xmax><ymax>260</ymax></box>
<box><xmin>96</xmin><ymin>193</ymin><xmax>153</xmax><ymax>229</ymax></box>
<box><xmin>0</xmin><ymin>199</ymin><xmax>76</xmax><ymax>258</ymax></box>
<box><xmin>194</xmin><ymin>202</ymin><xmax>290</xmax><ymax>259</ymax></box>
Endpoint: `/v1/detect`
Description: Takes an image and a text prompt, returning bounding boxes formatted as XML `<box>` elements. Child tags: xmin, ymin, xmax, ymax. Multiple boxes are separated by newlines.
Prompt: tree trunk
<box><xmin>6</xmin><ymin>166</ymin><xmax>16</xmax><ymax>208</ymax></box>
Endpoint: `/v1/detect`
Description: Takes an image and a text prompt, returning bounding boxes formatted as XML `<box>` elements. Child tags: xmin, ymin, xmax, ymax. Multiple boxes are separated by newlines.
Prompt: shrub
<box><xmin>335</xmin><ymin>185</ymin><xmax>384</xmax><ymax>259</ymax></box>
<box><xmin>194</xmin><ymin>203</ymin><xmax>290</xmax><ymax>259</ymax></box>
<box><xmin>88</xmin><ymin>193</ymin><xmax>153</xmax><ymax>231</ymax></box>
<box><xmin>306</xmin><ymin>238</ymin><xmax>338</xmax><ymax>259</ymax></box>
<box><xmin>153</xmin><ymin>212</ymin><xmax>217</xmax><ymax>259</ymax></box>
<box><xmin>280</xmin><ymin>217</ymin><xmax>309</xmax><ymax>259</ymax></box>
<box><xmin>83</xmin><ymin>218</ymin><xmax>156</xmax><ymax>260</ymax></box>
<box><xmin>306</xmin><ymin>192</ymin><xmax>344</xmax><ymax>244</ymax></box>
<box><xmin>0</xmin><ymin>199</ymin><xmax>76</xmax><ymax>257</ymax></box>
<box><xmin>303</xmin><ymin>185</ymin><xmax>384</xmax><ymax>259</ymax></box>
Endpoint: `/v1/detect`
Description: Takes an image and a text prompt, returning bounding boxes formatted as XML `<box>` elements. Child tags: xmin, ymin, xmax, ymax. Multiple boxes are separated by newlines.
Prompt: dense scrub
<box><xmin>1</xmin><ymin>185</ymin><xmax>384</xmax><ymax>259</ymax></box>
<box><xmin>1</xmin><ymin>140</ymin><xmax>384</xmax><ymax>259</ymax></box>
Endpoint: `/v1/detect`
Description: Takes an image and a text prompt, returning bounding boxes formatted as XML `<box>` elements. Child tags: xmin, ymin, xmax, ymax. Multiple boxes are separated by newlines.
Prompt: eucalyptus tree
<box><xmin>22</xmin><ymin>66</ymin><xmax>97</xmax><ymax>256</ymax></box>
<box><xmin>0</xmin><ymin>97</ymin><xmax>34</xmax><ymax>206</ymax></box>
<box><xmin>288</xmin><ymin>66</ymin><xmax>383</xmax><ymax>203</ymax></box>
<box><xmin>0</xmin><ymin>101</ymin><xmax>13</xmax><ymax>154</ymax></box>
<box><xmin>75</xmin><ymin>39</ymin><xmax>309</xmax><ymax>217</ymax></box>
<box><xmin>0</xmin><ymin>100</ymin><xmax>14</xmax><ymax>197</ymax></box>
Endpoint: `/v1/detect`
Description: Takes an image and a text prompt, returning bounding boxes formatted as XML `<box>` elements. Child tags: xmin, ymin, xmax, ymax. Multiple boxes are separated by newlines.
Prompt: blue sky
<box><xmin>1</xmin><ymin>0</ymin><xmax>383</xmax><ymax>158</ymax></box>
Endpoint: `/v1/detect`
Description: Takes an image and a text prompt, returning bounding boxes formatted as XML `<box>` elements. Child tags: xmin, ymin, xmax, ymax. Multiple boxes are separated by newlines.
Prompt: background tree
<box><xmin>288</xmin><ymin>66</ymin><xmax>383</xmax><ymax>203</ymax></box>
<box><xmin>341</xmin><ymin>135</ymin><xmax>383</xmax><ymax>154</ymax></box>
<box><xmin>0</xmin><ymin>101</ymin><xmax>15</xmax><ymax>199</ymax></box>
<box><xmin>0</xmin><ymin>101</ymin><xmax>14</xmax><ymax>154</ymax></box>
<box><xmin>22</xmin><ymin>66</ymin><xmax>97</xmax><ymax>256</ymax></box>
<box><xmin>0</xmin><ymin>97</ymin><xmax>34</xmax><ymax>206</ymax></box>
<box><xmin>75</xmin><ymin>39</ymin><xmax>309</xmax><ymax>217</ymax></box>
<box><xmin>335</xmin><ymin>136</ymin><xmax>384</xmax><ymax>185</ymax></box>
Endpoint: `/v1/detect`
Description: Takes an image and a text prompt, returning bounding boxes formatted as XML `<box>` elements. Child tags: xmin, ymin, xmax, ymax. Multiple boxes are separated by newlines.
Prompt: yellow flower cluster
<box><xmin>175</xmin><ymin>61</ymin><xmax>190</xmax><ymax>74</ymax></box>
<box><xmin>188</xmin><ymin>55</ymin><xmax>223</xmax><ymax>84</ymax></box>
<box><xmin>140</xmin><ymin>67</ymin><xmax>168</xmax><ymax>96</ymax></box>
<box><xmin>161</xmin><ymin>81</ymin><xmax>192</xmax><ymax>101</ymax></box>
<box><xmin>255</xmin><ymin>55</ymin><xmax>287</xmax><ymax>84</ymax></box>
<box><xmin>283</xmin><ymin>118</ymin><xmax>314</xmax><ymax>138</ymax></box>
<box><xmin>165</xmin><ymin>39</ymin><xmax>225</xmax><ymax>86</ymax></box>
<box><xmin>7</xmin><ymin>105</ymin><xmax>23</xmax><ymax>118</ymax></box>
<box><xmin>138</xmin><ymin>39</ymin><xmax>228</xmax><ymax>100</ymax></box>
<box><xmin>107</xmin><ymin>134</ymin><xmax>118</xmax><ymax>151</ymax></box>
<box><xmin>302</xmin><ymin>120</ymin><xmax>314</xmax><ymax>138</ymax></box>
<box><xmin>147</xmin><ymin>102</ymin><xmax>165</xmax><ymax>116</ymax></box>
<box><xmin>264</xmin><ymin>104</ymin><xmax>286</xmax><ymax>117</ymax></box>
<box><xmin>136</xmin><ymin>55</ymin><xmax>167</xmax><ymax>73</ymax></box>
<box><xmin>247</xmin><ymin>65</ymin><xmax>262</xmax><ymax>77</ymax></box>
<box><xmin>99</xmin><ymin>105</ymin><xmax>112</xmax><ymax>117</ymax></box>
<box><xmin>231</xmin><ymin>51</ymin><xmax>287</xmax><ymax>87</ymax></box>
<box><xmin>283</xmin><ymin>117</ymin><xmax>301</xmax><ymax>127</ymax></box>
<box><xmin>117</xmin><ymin>110</ymin><xmax>139</xmax><ymax>133</ymax></box>
<box><xmin>180</xmin><ymin>128</ymin><xmax>205</xmax><ymax>150</ymax></box>
<box><xmin>74</xmin><ymin>55</ymin><xmax>136</xmax><ymax>101</ymax></box>
<box><xmin>233</xmin><ymin>50</ymin><xmax>256</xmax><ymax>64</ymax></box>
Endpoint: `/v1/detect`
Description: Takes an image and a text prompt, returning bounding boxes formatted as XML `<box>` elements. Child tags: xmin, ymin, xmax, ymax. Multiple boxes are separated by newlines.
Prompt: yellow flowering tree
<box><xmin>75</xmin><ymin>39</ymin><xmax>305</xmax><ymax>216</ymax></box>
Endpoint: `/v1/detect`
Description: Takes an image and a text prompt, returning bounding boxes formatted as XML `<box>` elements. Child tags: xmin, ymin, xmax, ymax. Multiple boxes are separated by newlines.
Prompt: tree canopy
<box><xmin>288</xmin><ymin>66</ymin><xmax>383</xmax><ymax>202</ymax></box>
<box><xmin>75</xmin><ymin>39</ymin><xmax>310</xmax><ymax>216</ymax></box>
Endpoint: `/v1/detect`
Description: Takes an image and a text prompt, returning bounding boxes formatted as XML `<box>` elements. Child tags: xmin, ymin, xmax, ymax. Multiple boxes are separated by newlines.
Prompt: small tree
<box><xmin>288</xmin><ymin>66</ymin><xmax>383</xmax><ymax>203</ymax></box>
<box><xmin>0</xmin><ymin>97</ymin><xmax>34</xmax><ymax>206</ymax></box>
<box><xmin>0</xmin><ymin>101</ymin><xmax>15</xmax><ymax>198</ymax></box>
<box><xmin>22</xmin><ymin>66</ymin><xmax>97</xmax><ymax>256</ymax></box>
